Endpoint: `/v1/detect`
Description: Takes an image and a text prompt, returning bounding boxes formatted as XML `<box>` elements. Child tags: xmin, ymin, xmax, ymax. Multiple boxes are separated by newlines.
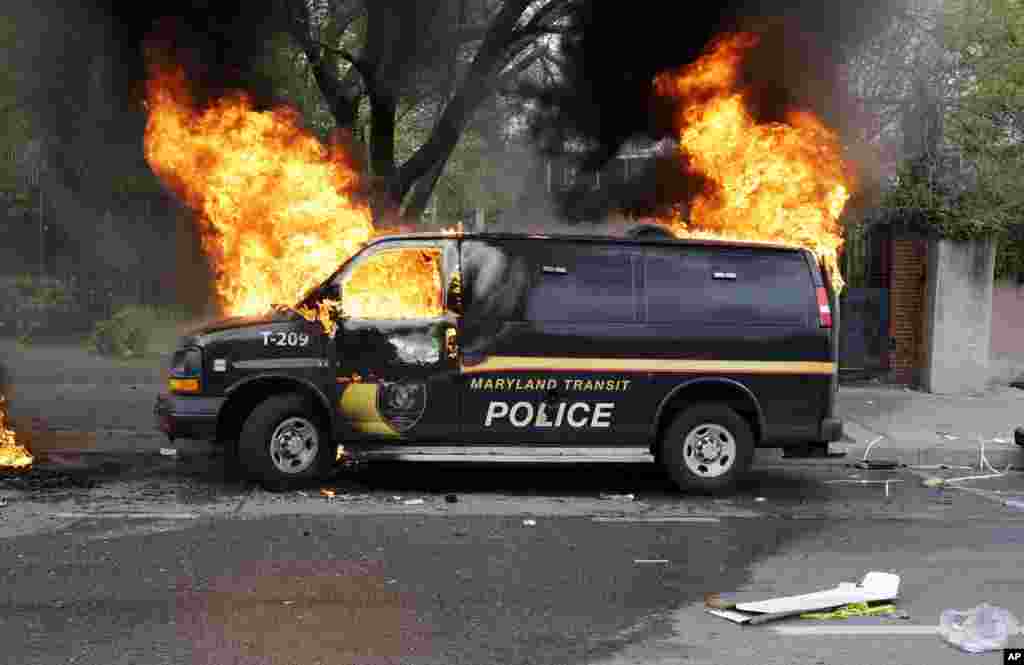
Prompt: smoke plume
<box><xmin>528</xmin><ymin>0</ymin><xmax>907</xmax><ymax>221</ymax></box>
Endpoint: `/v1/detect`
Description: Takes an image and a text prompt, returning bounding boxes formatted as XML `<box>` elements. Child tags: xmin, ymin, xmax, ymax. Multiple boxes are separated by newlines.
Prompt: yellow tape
<box><xmin>800</xmin><ymin>603</ymin><xmax>897</xmax><ymax>620</ymax></box>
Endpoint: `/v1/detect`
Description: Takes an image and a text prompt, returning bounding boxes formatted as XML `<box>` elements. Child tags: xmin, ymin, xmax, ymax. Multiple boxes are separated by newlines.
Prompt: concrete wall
<box><xmin>989</xmin><ymin>279</ymin><xmax>1024</xmax><ymax>384</ymax></box>
<box><xmin>922</xmin><ymin>237</ymin><xmax>997</xmax><ymax>394</ymax></box>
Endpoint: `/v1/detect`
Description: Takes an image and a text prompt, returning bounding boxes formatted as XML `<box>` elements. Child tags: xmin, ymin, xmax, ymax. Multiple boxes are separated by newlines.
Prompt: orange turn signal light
<box><xmin>168</xmin><ymin>378</ymin><xmax>200</xmax><ymax>393</ymax></box>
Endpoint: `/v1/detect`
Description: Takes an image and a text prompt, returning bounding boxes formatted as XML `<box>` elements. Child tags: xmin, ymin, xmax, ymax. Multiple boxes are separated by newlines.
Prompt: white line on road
<box><xmin>773</xmin><ymin>625</ymin><xmax>939</xmax><ymax>636</ymax></box>
<box><xmin>53</xmin><ymin>512</ymin><xmax>199</xmax><ymax>520</ymax></box>
<box><xmin>592</xmin><ymin>516</ymin><xmax>721</xmax><ymax>523</ymax></box>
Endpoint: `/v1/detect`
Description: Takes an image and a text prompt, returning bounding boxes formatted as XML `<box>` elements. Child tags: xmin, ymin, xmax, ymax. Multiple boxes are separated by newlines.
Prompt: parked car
<box><xmin>155</xmin><ymin>231</ymin><xmax>842</xmax><ymax>492</ymax></box>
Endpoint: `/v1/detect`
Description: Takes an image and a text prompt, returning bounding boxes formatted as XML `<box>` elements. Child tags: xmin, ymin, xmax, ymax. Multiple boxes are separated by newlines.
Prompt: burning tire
<box><xmin>239</xmin><ymin>393</ymin><xmax>332</xmax><ymax>490</ymax></box>
<box><xmin>660</xmin><ymin>404</ymin><xmax>754</xmax><ymax>494</ymax></box>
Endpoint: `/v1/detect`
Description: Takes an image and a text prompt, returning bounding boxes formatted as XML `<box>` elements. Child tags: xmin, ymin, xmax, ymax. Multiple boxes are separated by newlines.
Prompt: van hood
<box><xmin>178</xmin><ymin>307</ymin><xmax>303</xmax><ymax>345</ymax></box>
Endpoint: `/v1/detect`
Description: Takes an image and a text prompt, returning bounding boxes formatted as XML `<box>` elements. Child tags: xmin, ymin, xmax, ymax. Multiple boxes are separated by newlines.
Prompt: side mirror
<box><xmin>446</xmin><ymin>270</ymin><xmax>464</xmax><ymax>316</ymax></box>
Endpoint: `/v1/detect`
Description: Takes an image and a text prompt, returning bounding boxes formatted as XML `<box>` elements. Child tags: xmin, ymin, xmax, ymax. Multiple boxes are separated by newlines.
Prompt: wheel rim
<box><xmin>682</xmin><ymin>422</ymin><xmax>737</xmax><ymax>478</ymax></box>
<box><xmin>269</xmin><ymin>416</ymin><xmax>319</xmax><ymax>475</ymax></box>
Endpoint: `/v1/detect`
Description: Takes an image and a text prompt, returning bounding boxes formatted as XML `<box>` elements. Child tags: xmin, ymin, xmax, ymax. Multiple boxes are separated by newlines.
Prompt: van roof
<box><xmin>368</xmin><ymin>231</ymin><xmax>805</xmax><ymax>253</ymax></box>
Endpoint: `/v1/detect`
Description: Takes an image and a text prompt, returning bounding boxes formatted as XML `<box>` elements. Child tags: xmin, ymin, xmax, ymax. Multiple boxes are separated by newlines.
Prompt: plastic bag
<box><xmin>939</xmin><ymin>603</ymin><xmax>1020</xmax><ymax>654</ymax></box>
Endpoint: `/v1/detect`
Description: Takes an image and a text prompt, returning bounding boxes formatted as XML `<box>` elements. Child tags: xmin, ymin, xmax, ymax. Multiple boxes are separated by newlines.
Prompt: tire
<box><xmin>1015</xmin><ymin>426</ymin><xmax>1024</xmax><ymax>447</ymax></box>
<box><xmin>660</xmin><ymin>403</ymin><xmax>755</xmax><ymax>494</ymax></box>
<box><xmin>239</xmin><ymin>393</ymin><xmax>333</xmax><ymax>491</ymax></box>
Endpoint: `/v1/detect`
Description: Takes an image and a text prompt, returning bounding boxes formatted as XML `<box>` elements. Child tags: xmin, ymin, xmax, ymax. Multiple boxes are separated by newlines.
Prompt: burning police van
<box><xmin>155</xmin><ymin>231</ymin><xmax>842</xmax><ymax>492</ymax></box>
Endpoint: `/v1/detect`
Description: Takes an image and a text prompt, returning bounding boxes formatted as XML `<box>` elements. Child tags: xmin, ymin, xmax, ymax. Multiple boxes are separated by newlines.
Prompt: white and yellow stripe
<box><xmin>460</xmin><ymin>356</ymin><xmax>834</xmax><ymax>375</ymax></box>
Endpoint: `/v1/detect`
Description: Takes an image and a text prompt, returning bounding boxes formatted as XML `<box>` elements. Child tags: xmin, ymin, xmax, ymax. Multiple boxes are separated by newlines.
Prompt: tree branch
<box><xmin>396</xmin><ymin>0</ymin><xmax>533</xmax><ymax>192</ymax></box>
<box><xmin>280</xmin><ymin>0</ymin><xmax>364</xmax><ymax>128</ymax></box>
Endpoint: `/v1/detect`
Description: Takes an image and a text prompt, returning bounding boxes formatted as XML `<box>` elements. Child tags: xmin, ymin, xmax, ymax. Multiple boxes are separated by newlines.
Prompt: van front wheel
<box><xmin>239</xmin><ymin>393</ymin><xmax>333</xmax><ymax>491</ymax></box>
<box><xmin>660</xmin><ymin>404</ymin><xmax>754</xmax><ymax>494</ymax></box>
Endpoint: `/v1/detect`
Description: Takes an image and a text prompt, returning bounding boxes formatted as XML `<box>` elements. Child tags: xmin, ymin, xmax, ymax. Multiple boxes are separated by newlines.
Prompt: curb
<box><xmin>840</xmin><ymin>419</ymin><xmax>1024</xmax><ymax>471</ymax></box>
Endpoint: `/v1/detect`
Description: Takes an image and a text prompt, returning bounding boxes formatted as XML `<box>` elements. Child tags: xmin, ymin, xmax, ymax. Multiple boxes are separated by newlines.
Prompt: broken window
<box><xmin>342</xmin><ymin>247</ymin><xmax>444</xmax><ymax>320</ymax></box>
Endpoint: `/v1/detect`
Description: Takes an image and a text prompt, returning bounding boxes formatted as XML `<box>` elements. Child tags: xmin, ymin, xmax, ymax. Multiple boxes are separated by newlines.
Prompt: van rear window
<box><xmin>645</xmin><ymin>248</ymin><xmax>813</xmax><ymax>326</ymax></box>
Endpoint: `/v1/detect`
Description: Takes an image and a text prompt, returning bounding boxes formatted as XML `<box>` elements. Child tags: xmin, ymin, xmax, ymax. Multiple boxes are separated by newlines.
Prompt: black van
<box><xmin>155</xmin><ymin>232</ymin><xmax>842</xmax><ymax>492</ymax></box>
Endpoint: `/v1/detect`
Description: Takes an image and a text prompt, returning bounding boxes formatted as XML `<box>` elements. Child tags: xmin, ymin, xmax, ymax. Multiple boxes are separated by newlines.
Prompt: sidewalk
<box><xmin>836</xmin><ymin>381</ymin><xmax>1024</xmax><ymax>469</ymax></box>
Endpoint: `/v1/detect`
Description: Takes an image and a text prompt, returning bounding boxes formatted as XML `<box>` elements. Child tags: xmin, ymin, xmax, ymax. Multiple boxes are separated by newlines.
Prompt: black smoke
<box><xmin>528</xmin><ymin>0</ymin><xmax>906</xmax><ymax>221</ymax></box>
<box><xmin>4</xmin><ymin>0</ymin><xmax>284</xmax><ymax>312</ymax></box>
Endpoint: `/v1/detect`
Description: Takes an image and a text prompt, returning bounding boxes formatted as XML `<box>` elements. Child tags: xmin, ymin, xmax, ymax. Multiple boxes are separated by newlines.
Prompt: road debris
<box><xmin>938</xmin><ymin>604</ymin><xmax>1021</xmax><ymax>654</ymax></box>
<box><xmin>922</xmin><ymin>472</ymin><xmax>1005</xmax><ymax>488</ymax></box>
<box><xmin>799</xmin><ymin>602</ymin><xmax>898</xmax><ymax>620</ymax></box>
<box><xmin>826</xmin><ymin>479</ymin><xmax>903</xmax><ymax>496</ymax></box>
<box><xmin>706</xmin><ymin>572</ymin><xmax>900</xmax><ymax>625</ymax></box>
<box><xmin>600</xmin><ymin>493</ymin><xmax>635</xmax><ymax>501</ymax></box>
<box><xmin>853</xmin><ymin>435</ymin><xmax>899</xmax><ymax>470</ymax></box>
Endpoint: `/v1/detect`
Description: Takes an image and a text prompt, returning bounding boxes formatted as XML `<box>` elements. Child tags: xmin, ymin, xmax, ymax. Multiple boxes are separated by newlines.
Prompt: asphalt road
<box><xmin>3</xmin><ymin>339</ymin><xmax>1024</xmax><ymax>663</ymax></box>
<box><xmin>2</xmin><ymin>451</ymin><xmax>1023</xmax><ymax>665</ymax></box>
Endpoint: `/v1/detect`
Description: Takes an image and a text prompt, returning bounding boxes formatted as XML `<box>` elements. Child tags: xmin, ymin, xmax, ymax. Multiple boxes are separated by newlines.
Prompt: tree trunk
<box><xmin>402</xmin><ymin>158</ymin><xmax>448</xmax><ymax>224</ymax></box>
<box><xmin>368</xmin><ymin>91</ymin><xmax>401</xmax><ymax>226</ymax></box>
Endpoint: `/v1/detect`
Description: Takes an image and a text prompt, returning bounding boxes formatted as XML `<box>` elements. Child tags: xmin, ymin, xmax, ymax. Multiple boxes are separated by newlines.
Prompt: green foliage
<box><xmin>88</xmin><ymin>305</ymin><xmax>190</xmax><ymax>358</ymax></box>
<box><xmin>882</xmin><ymin>161</ymin><xmax>1007</xmax><ymax>240</ymax></box>
<box><xmin>13</xmin><ymin>274</ymin><xmax>74</xmax><ymax>306</ymax></box>
<box><xmin>937</xmin><ymin>0</ymin><xmax>1024</xmax><ymax>245</ymax></box>
<box><xmin>995</xmin><ymin>226</ymin><xmax>1024</xmax><ymax>281</ymax></box>
<box><xmin>0</xmin><ymin>14</ymin><xmax>36</xmax><ymax>195</ymax></box>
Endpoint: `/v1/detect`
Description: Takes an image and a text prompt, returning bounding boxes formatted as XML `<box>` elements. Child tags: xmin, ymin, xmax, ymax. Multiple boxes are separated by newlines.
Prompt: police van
<box><xmin>155</xmin><ymin>231</ymin><xmax>842</xmax><ymax>492</ymax></box>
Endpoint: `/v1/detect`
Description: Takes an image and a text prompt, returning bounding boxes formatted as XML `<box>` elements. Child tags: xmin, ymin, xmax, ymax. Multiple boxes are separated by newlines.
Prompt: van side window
<box><xmin>645</xmin><ymin>248</ymin><xmax>813</xmax><ymax>326</ymax></box>
<box><xmin>526</xmin><ymin>247</ymin><xmax>638</xmax><ymax>323</ymax></box>
<box><xmin>461</xmin><ymin>240</ymin><xmax>530</xmax><ymax>321</ymax></box>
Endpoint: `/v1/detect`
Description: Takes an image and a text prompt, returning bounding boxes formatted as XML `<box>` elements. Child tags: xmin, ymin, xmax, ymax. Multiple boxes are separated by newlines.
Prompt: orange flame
<box><xmin>653</xmin><ymin>33</ymin><xmax>855</xmax><ymax>291</ymax></box>
<box><xmin>143</xmin><ymin>64</ymin><xmax>375</xmax><ymax>317</ymax></box>
<box><xmin>0</xmin><ymin>394</ymin><xmax>32</xmax><ymax>470</ymax></box>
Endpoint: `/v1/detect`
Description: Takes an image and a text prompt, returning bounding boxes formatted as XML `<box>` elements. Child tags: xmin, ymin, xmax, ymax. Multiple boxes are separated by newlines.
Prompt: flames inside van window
<box><xmin>342</xmin><ymin>247</ymin><xmax>443</xmax><ymax>320</ymax></box>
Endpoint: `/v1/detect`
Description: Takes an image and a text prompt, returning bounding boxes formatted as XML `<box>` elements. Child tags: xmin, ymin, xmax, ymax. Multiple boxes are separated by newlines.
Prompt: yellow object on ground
<box><xmin>800</xmin><ymin>602</ymin><xmax>897</xmax><ymax>620</ymax></box>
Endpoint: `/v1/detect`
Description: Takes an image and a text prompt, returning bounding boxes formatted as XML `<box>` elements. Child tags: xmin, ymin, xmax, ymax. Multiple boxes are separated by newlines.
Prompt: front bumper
<box><xmin>154</xmin><ymin>393</ymin><xmax>224</xmax><ymax>441</ymax></box>
<box><xmin>819</xmin><ymin>417</ymin><xmax>844</xmax><ymax>443</ymax></box>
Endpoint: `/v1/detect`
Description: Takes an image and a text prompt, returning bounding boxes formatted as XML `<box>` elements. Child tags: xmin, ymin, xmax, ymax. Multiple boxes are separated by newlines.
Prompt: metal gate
<box><xmin>839</xmin><ymin>288</ymin><xmax>889</xmax><ymax>375</ymax></box>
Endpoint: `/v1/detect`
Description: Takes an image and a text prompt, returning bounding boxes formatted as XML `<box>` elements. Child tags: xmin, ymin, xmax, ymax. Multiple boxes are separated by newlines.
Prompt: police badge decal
<box><xmin>377</xmin><ymin>380</ymin><xmax>428</xmax><ymax>433</ymax></box>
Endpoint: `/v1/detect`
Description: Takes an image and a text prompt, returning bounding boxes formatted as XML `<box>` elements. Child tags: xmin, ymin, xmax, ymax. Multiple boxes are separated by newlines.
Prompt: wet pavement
<box><xmin>1</xmin><ymin>448</ymin><xmax>1023</xmax><ymax>664</ymax></box>
<box><xmin>3</xmin><ymin>341</ymin><xmax>1024</xmax><ymax>662</ymax></box>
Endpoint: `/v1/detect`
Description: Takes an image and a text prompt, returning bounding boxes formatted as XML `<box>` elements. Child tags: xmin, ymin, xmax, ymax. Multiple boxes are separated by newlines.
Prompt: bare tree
<box><xmin>844</xmin><ymin>0</ymin><xmax>958</xmax><ymax>176</ymax></box>
<box><xmin>281</xmin><ymin>0</ymin><xmax>571</xmax><ymax>225</ymax></box>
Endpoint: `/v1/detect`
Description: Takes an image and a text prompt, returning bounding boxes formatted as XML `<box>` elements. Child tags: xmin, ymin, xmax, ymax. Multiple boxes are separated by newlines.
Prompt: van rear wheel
<box><xmin>239</xmin><ymin>393</ymin><xmax>333</xmax><ymax>491</ymax></box>
<box><xmin>660</xmin><ymin>404</ymin><xmax>754</xmax><ymax>494</ymax></box>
